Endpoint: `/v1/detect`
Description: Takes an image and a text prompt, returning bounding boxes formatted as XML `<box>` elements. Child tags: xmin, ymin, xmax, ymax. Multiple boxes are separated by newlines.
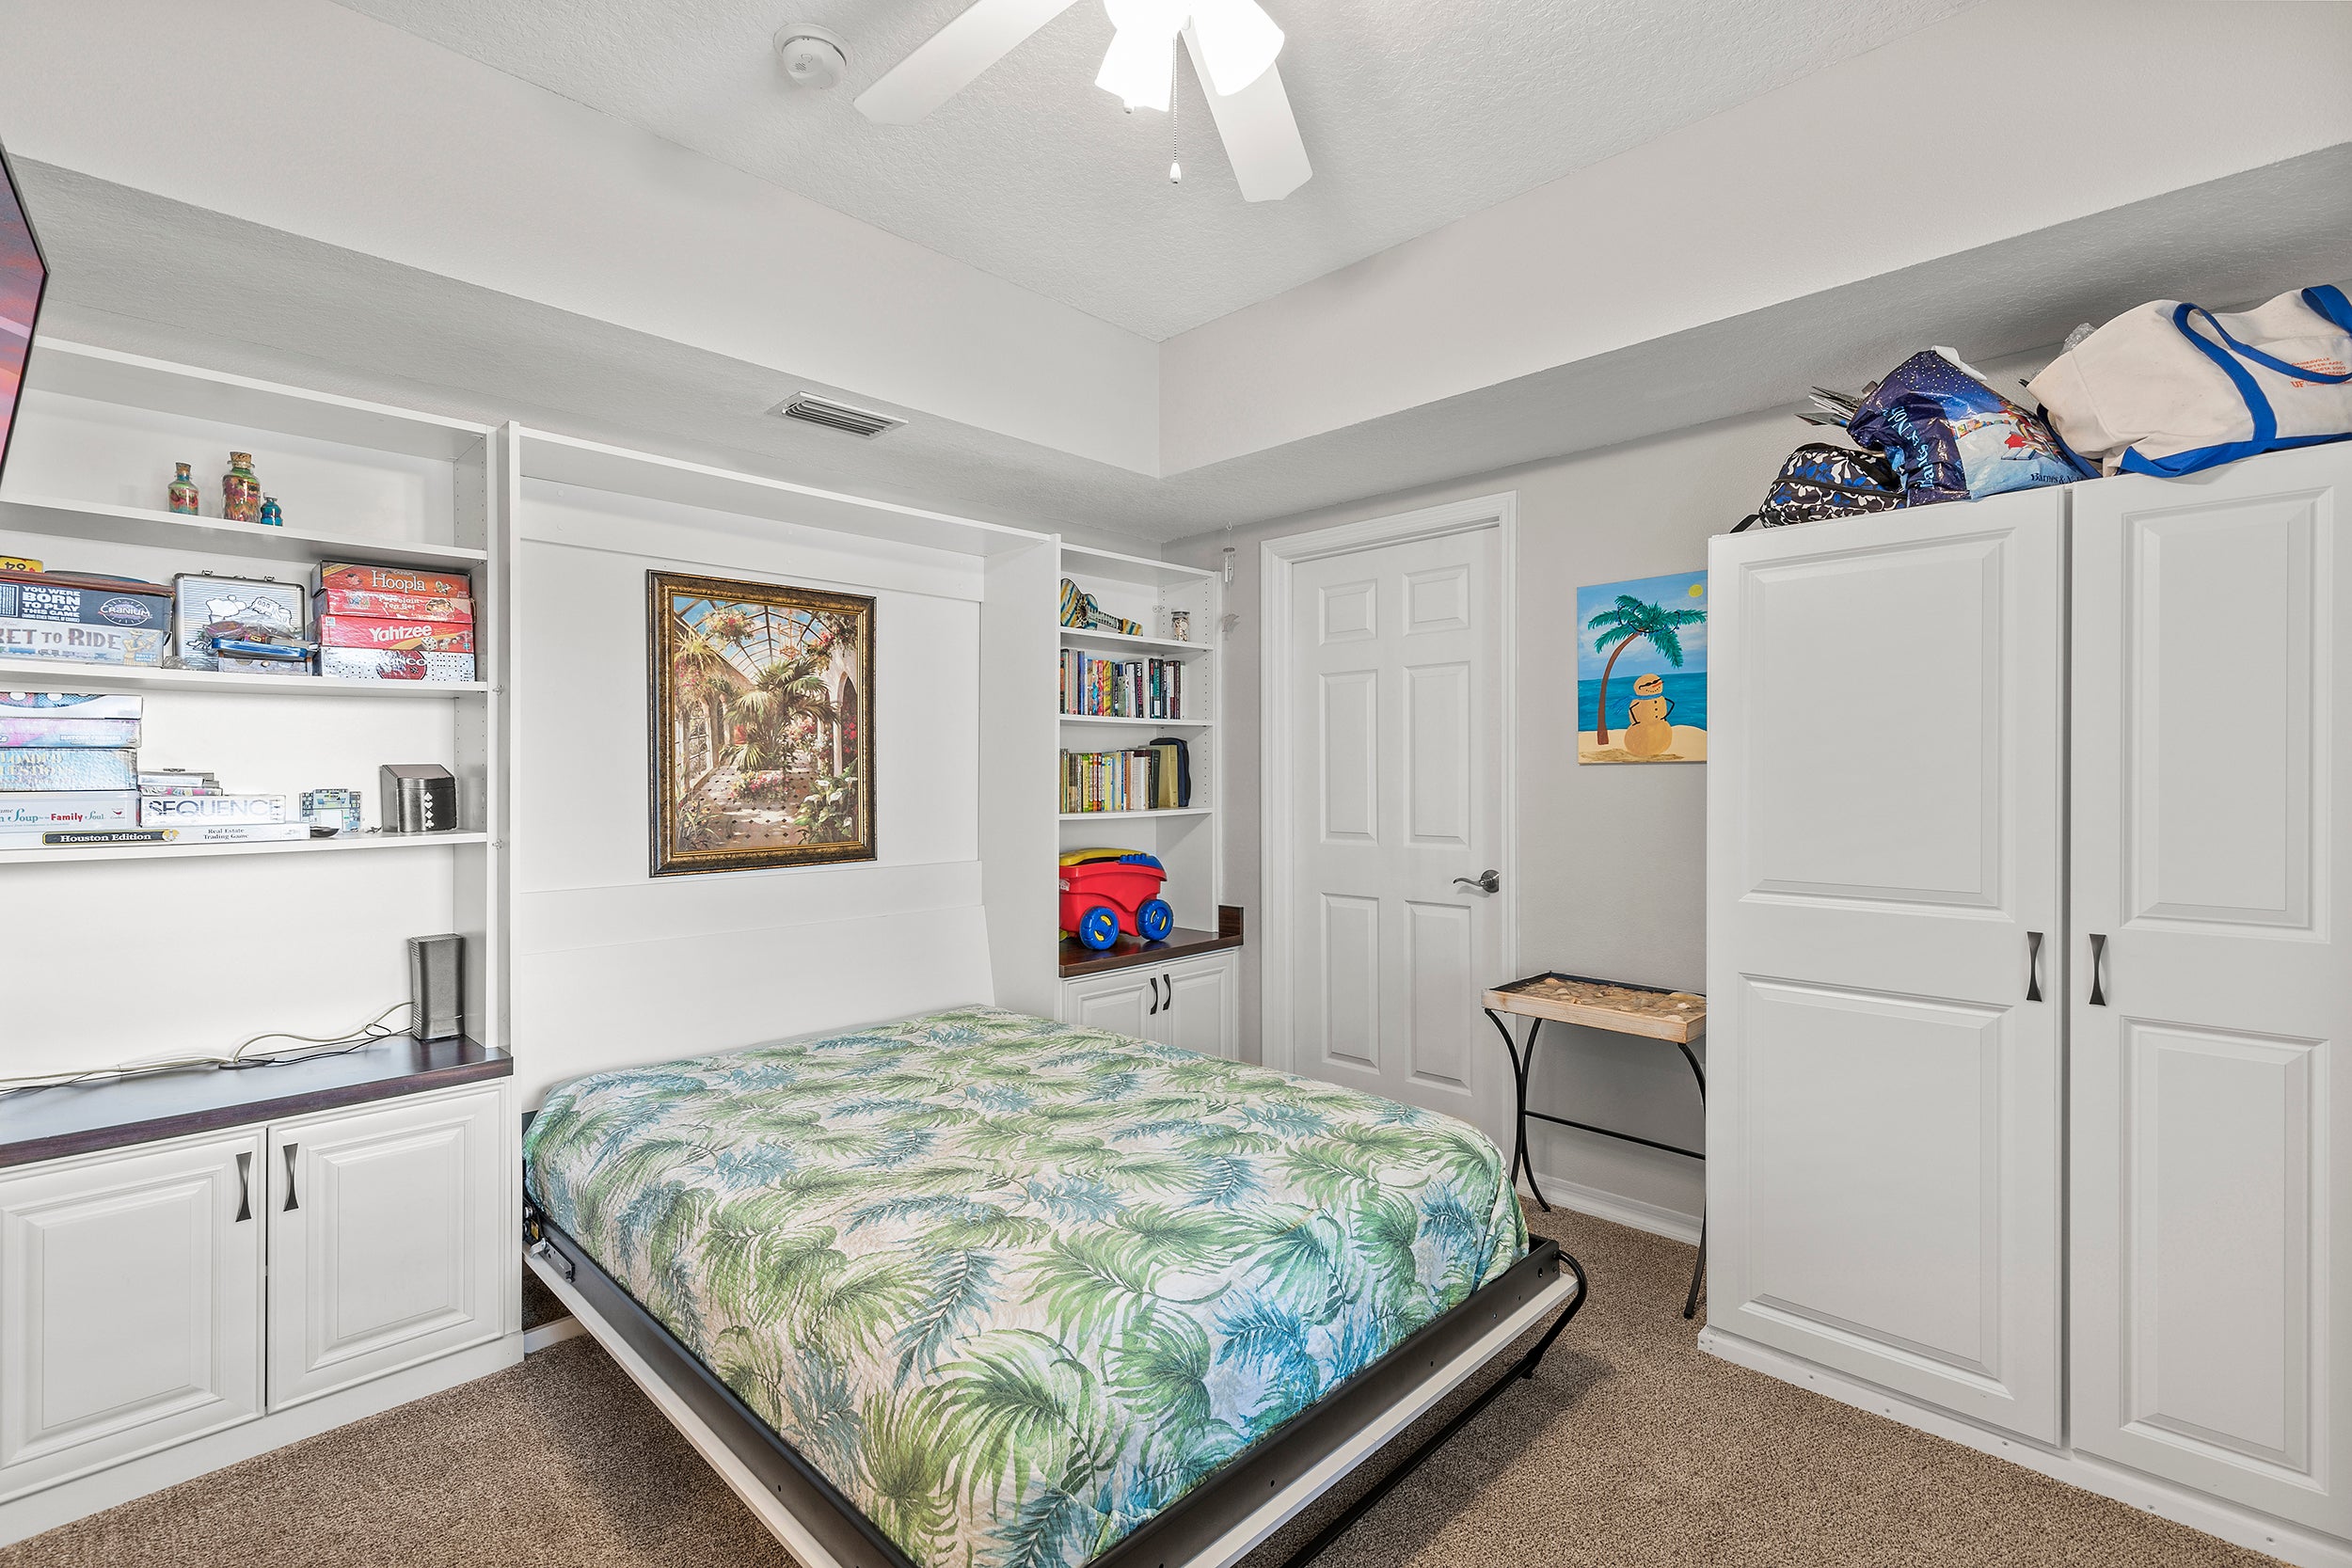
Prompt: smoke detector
<box><xmin>775</xmin><ymin>24</ymin><xmax>848</xmax><ymax>90</ymax></box>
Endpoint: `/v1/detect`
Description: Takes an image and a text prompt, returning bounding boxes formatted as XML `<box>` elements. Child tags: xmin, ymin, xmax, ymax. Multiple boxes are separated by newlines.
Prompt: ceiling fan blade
<box><xmin>856</xmin><ymin>0</ymin><xmax>1082</xmax><ymax>124</ymax></box>
<box><xmin>1182</xmin><ymin>25</ymin><xmax>1311</xmax><ymax>201</ymax></box>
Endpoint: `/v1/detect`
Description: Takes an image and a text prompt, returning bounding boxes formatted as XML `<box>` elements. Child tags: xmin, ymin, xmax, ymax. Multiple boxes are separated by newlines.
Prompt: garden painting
<box><xmin>647</xmin><ymin>571</ymin><xmax>875</xmax><ymax>875</ymax></box>
<box><xmin>1577</xmin><ymin>569</ymin><xmax>1707</xmax><ymax>764</ymax></box>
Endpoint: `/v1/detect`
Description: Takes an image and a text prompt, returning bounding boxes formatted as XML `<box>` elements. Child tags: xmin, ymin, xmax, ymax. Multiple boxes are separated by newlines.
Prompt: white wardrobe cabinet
<box><xmin>0</xmin><ymin>1134</ymin><xmax>263</xmax><ymax>1503</ymax></box>
<box><xmin>1060</xmin><ymin>949</ymin><xmax>1242</xmax><ymax>1059</ymax></box>
<box><xmin>2068</xmin><ymin>445</ymin><xmax>2352</xmax><ymax>1538</ymax></box>
<box><xmin>1706</xmin><ymin>484</ymin><xmax>2066</xmax><ymax>1444</ymax></box>
<box><xmin>266</xmin><ymin>1086</ymin><xmax>509</xmax><ymax>1411</ymax></box>
<box><xmin>1708</xmin><ymin>443</ymin><xmax>2352</xmax><ymax>1563</ymax></box>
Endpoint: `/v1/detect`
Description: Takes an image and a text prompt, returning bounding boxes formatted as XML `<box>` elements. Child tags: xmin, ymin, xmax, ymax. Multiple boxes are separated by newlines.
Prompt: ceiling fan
<box><xmin>855</xmin><ymin>0</ymin><xmax>1311</xmax><ymax>201</ymax></box>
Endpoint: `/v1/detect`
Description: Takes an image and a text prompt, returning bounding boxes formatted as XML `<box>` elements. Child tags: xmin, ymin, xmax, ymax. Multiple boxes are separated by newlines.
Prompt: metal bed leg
<box><xmin>1675</xmin><ymin>1038</ymin><xmax>1707</xmax><ymax>1321</ymax></box>
<box><xmin>1483</xmin><ymin>1007</ymin><xmax>1550</xmax><ymax>1212</ymax></box>
<box><xmin>1278</xmin><ymin>1251</ymin><xmax>1589</xmax><ymax>1568</ymax></box>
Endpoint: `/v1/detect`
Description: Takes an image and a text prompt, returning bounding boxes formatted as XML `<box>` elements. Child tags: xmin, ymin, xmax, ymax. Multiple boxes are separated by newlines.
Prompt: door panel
<box><xmin>1286</xmin><ymin>523</ymin><xmax>1506</xmax><ymax>1142</ymax></box>
<box><xmin>1161</xmin><ymin>957</ymin><xmax>1238</xmax><ymax>1060</ymax></box>
<box><xmin>2072</xmin><ymin>447</ymin><xmax>2352</xmax><ymax>1533</ymax></box>
<box><xmin>0</xmin><ymin>1134</ymin><xmax>262</xmax><ymax>1500</ymax></box>
<box><xmin>1708</xmin><ymin>489</ymin><xmax>2064</xmax><ymax>1442</ymax></box>
<box><xmin>1065</xmin><ymin>972</ymin><xmax>1153</xmax><ymax>1040</ymax></box>
<box><xmin>267</xmin><ymin>1088</ymin><xmax>504</xmax><ymax>1410</ymax></box>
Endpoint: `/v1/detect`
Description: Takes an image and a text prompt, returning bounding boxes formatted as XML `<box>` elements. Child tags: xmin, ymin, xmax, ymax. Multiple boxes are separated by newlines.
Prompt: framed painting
<box><xmin>647</xmin><ymin>571</ymin><xmax>875</xmax><ymax>875</ymax></box>
<box><xmin>1577</xmin><ymin>569</ymin><xmax>1707</xmax><ymax>764</ymax></box>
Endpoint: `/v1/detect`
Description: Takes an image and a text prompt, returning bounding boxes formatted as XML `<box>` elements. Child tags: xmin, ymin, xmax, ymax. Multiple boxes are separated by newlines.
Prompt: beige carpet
<box><xmin>2</xmin><ymin>1208</ymin><xmax>2278</xmax><ymax>1568</ymax></box>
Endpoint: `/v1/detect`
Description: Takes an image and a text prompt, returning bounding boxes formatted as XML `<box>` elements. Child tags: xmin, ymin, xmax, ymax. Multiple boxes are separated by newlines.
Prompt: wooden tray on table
<box><xmin>1482</xmin><ymin>972</ymin><xmax>1706</xmax><ymax>1044</ymax></box>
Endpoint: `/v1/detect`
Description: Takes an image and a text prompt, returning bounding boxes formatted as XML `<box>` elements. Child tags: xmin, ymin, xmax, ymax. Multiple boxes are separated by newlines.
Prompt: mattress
<box><xmin>524</xmin><ymin>1006</ymin><xmax>1525</xmax><ymax>1568</ymax></box>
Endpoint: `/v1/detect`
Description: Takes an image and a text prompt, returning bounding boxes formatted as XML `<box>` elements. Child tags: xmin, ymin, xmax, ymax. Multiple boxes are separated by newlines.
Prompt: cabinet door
<box><xmin>266</xmin><ymin>1086</ymin><xmax>505</xmax><ymax>1411</ymax></box>
<box><xmin>1707</xmin><ymin>488</ymin><xmax>2066</xmax><ymax>1442</ymax></box>
<box><xmin>1160</xmin><ymin>957</ymin><xmax>1239</xmax><ymax>1059</ymax></box>
<box><xmin>1062</xmin><ymin>971</ymin><xmax>1157</xmax><ymax>1041</ymax></box>
<box><xmin>2070</xmin><ymin>446</ymin><xmax>2352</xmax><ymax>1534</ymax></box>
<box><xmin>0</xmin><ymin>1133</ymin><xmax>262</xmax><ymax>1500</ymax></box>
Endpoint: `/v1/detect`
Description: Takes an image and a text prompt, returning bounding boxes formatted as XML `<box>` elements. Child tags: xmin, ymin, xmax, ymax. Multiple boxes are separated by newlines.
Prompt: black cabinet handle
<box><xmin>1146</xmin><ymin>976</ymin><xmax>1160</xmax><ymax>1016</ymax></box>
<box><xmin>282</xmin><ymin>1144</ymin><xmax>300</xmax><ymax>1212</ymax></box>
<box><xmin>234</xmin><ymin>1151</ymin><xmax>252</xmax><ymax>1223</ymax></box>
<box><xmin>2089</xmin><ymin>934</ymin><xmax>2107</xmax><ymax>1007</ymax></box>
<box><xmin>1162</xmin><ymin>973</ymin><xmax>1174</xmax><ymax>1010</ymax></box>
<box><xmin>2026</xmin><ymin>931</ymin><xmax>2043</xmax><ymax>1003</ymax></box>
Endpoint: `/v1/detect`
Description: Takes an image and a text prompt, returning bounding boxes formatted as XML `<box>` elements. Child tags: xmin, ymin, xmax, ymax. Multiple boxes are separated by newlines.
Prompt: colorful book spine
<box><xmin>0</xmin><ymin>717</ymin><xmax>140</xmax><ymax>747</ymax></box>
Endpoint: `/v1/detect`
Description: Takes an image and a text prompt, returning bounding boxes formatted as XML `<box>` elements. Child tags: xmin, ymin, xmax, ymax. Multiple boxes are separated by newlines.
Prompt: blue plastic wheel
<box><xmin>1078</xmin><ymin>905</ymin><xmax>1120</xmax><ymax>950</ymax></box>
<box><xmin>1137</xmin><ymin>897</ymin><xmax>1174</xmax><ymax>942</ymax></box>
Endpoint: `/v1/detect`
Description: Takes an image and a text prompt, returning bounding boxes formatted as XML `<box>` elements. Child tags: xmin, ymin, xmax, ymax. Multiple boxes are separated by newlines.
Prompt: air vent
<box><xmin>771</xmin><ymin>392</ymin><xmax>904</xmax><ymax>439</ymax></box>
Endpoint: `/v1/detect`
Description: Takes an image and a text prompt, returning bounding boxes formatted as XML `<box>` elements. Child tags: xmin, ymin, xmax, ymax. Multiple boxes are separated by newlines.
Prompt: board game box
<box><xmin>314</xmin><ymin>562</ymin><xmax>473</xmax><ymax>598</ymax></box>
<box><xmin>315</xmin><ymin>588</ymin><xmax>471</xmax><ymax>623</ymax></box>
<box><xmin>0</xmin><ymin>748</ymin><xmax>137</xmax><ymax>791</ymax></box>
<box><xmin>0</xmin><ymin>570</ymin><xmax>171</xmax><ymax>632</ymax></box>
<box><xmin>139</xmin><ymin>793</ymin><xmax>288</xmax><ymax>826</ymax></box>
<box><xmin>0</xmin><ymin>791</ymin><xmax>138</xmax><ymax>829</ymax></box>
<box><xmin>316</xmin><ymin>647</ymin><xmax>476</xmax><ymax>683</ymax></box>
<box><xmin>314</xmin><ymin>615</ymin><xmax>474</xmax><ymax>653</ymax></box>
<box><xmin>0</xmin><ymin>619</ymin><xmax>168</xmax><ymax>667</ymax></box>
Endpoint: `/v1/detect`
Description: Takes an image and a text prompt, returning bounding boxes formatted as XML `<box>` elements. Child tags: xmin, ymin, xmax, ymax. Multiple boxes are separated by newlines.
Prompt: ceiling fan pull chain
<box><xmin>1168</xmin><ymin>38</ymin><xmax>1183</xmax><ymax>184</ymax></box>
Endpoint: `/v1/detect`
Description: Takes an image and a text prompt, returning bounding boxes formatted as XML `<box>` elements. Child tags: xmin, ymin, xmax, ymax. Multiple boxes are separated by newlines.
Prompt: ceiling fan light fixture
<box><xmin>1186</xmin><ymin>0</ymin><xmax>1282</xmax><ymax>95</ymax></box>
<box><xmin>1094</xmin><ymin>2</ymin><xmax>1179</xmax><ymax>111</ymax></box>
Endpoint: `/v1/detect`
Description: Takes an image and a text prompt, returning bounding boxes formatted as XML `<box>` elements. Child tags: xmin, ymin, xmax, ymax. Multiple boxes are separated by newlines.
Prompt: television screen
<box><xmin>0</xmin><ymin>137</ymin><xmax>47</xmax><ymax>487</ymax></box>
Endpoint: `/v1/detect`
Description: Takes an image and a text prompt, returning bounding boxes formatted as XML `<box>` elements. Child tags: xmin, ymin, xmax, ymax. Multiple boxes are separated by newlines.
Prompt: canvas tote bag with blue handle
<box><xmin>2027</xmin><ymin>285</ymin><xmax>2352</xmax><ymax>477</ymax></box>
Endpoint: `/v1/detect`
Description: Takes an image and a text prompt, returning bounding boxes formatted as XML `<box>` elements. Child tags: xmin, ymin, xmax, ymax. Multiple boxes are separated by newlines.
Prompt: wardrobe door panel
<box><xmin>2072</xmin><ymin>446</ymin><xmax>2352</xmax><ymax>1535</ymax></box>
<box><xmin>1708</xmin><ymin>488</ymin><xmax>2065</xmax><ymax>1442</ymax></box>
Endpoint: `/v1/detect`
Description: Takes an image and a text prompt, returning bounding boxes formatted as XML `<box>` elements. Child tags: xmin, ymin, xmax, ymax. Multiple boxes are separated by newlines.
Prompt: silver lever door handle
<box><xmin>2026</xmin><ymin>931</ymin><xmax>2043</xmax><ymax>1003</ymax></box>
<box><xmin>2088</xmin><ymin>934</ymin><xmax>2107</xmax><ymax>1007</ymax></box>
<box><xmin>1454</xmin><ymin>869</ymin><xmax>1501</xmax><ymax>894</ymax></box>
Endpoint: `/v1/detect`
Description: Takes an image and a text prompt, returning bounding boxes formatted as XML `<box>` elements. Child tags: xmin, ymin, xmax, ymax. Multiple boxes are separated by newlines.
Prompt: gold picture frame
<box><xmin>647</xmin><ymin>570</ymin><xmax>876</xmax><ymax>876</ymax></box>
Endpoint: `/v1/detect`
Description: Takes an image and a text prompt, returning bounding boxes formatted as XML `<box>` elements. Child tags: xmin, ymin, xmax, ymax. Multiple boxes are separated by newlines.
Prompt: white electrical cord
<box><xmin>0</xmin><ymin>1000</ymin><xmax>410</xmax><ymax>1097</ymax></box>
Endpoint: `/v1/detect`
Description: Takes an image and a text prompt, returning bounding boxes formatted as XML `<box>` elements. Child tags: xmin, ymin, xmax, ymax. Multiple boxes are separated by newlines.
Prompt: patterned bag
<box><xmin>1731</xmin><ymin>442</ymin><xmax>1905</xmax><ymax>532</ymax></box>
<box><xmin>1847</xmin><ymin>348</ymin><xmax>2086</xmax><ymax>503</ymax></box>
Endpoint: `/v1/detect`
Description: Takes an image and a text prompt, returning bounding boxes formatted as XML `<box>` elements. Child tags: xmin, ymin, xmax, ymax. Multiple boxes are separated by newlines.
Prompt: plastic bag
<box><xmin>1847</xmin><ymin>349</ymin><xmax>2085</xmax><ymax>504</ymax></box>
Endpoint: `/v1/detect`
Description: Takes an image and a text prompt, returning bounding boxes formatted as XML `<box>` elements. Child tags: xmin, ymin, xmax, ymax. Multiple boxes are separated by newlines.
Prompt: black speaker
<box><xmin>407</xmin><ymin>934</ymin><xmax>465</xmax><ymax>1041</ymax></box>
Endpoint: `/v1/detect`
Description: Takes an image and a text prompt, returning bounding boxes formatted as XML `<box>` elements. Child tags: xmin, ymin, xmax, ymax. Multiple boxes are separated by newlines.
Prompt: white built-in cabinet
<box><xmin>0</xmin><ymin>1134</ymin><xmax>262</xmax><ymax>1500</ymax></box>
<box><xmin>265</xmin><ymin>1089</ymin><xmax>509</xmax><ymax>1411</ymax></box>
<box><xmin>1061</xmin><ymin>950</ymin><xmax>1241</xmax><ymax>1060</ymax></box>
<box><xmin>0</xmin><ymin>1084</ymin><xmax>511</xmax><ymax>1520</ymax></box>
<box><xmin>1707</xmin><ymin>443</ymin><xmax>2352</xmax><ymax>1561</ymax></box>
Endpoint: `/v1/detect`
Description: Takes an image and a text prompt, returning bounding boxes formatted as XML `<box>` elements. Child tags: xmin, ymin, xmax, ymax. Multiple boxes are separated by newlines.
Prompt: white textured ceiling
<box><xmin>328</xmin><ymin>0</ymin><xmax>1979</xmax><ymax>339</ymax></box>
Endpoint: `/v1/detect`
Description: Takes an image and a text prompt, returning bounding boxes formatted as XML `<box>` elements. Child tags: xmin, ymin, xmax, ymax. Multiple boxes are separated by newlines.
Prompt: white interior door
<box><xmin>1708</xmin><ymin>489</ymin><xmax>2065</xmax><ymax>1442</ymax></box>
<box><xmin>1279</xmin><ymin>520</ymin><xmax>1506</xmax><ymax>1142</ymax></box>
<box><xmin>2070</xmin><ymin>445</ymin><xmax>2352</xmax><ymax>1535</ymax></box>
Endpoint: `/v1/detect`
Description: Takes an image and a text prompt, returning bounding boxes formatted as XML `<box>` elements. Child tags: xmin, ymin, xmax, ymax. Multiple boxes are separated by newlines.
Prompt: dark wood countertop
<box><xmin>0</xmin><ymin>1036</ymin><xmax>511</xmax><ymax>1169</ymax></box>
<box><xmin>1060</xmin><ymin>904</ymin><xmax>1244</xmax><ymax>978</ymax></box>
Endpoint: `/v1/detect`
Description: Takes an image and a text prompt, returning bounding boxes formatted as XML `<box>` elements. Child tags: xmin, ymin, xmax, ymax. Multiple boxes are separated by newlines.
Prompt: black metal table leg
<box><xmin>1484</xmin><ymin>1007</ymin><xmax>1549</xmax><ymax>1212</ymax></box>
<box><xmin>1675</xmin><ymin>1037</ymin><xmax>1707</xmax><ymax>1320</ymax></box>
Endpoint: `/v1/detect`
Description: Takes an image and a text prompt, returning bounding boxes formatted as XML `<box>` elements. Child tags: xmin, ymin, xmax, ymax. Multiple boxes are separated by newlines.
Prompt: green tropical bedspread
<box><xmin>523</xmin><ymin>1006</ymin><xmax>1525</xmax><ymax>1568</ymax></box>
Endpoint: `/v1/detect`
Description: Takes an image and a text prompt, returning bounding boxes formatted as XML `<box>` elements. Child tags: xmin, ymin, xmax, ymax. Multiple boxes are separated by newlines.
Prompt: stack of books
<box><xmin>1060</xmin><ymin>649</ymin><xmax>1185</xmax><ymax>720</ymax></box>
<box><xmin>1059</xmin><ymin>741</ymin><xmax>1186</xmax><ymax>814</ymax></box>
<box><xmin>0</xmin><ymin>691</ymin><xmax>306</xmax><ymax>847</ymax></box>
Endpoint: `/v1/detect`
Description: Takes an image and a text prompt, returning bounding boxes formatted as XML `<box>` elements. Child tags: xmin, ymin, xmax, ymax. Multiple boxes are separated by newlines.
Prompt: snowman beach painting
<box><xmin>1577</xmin><ymin>570</ymin><xmax>1708</xmax><ymax>764</ymax></box>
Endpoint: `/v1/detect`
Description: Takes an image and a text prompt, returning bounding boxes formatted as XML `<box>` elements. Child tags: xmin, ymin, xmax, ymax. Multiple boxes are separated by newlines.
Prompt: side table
<box><xmin>1482</xmin><ymin>972</ymin><xmax>1707</xmax><ymax>1318</ymax></box>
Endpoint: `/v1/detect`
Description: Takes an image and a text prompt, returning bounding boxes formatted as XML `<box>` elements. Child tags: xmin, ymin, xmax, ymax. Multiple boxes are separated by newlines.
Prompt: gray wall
<box><xmin>1166</xmin><ymin>364</ymin><xmax>2031</xmax><ymax>1233</ymax></box>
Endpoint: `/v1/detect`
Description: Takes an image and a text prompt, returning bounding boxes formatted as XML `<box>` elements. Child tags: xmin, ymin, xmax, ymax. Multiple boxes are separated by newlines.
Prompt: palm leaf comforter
<box><xmin>524</xmin><ymin>1006</ymin><xmax>1526</xmax><ymax>1568</ymax></box>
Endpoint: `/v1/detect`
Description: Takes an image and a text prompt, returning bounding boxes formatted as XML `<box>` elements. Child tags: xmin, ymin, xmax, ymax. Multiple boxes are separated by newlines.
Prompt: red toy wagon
<box><xmin>1059</xmin><ymin>848</ymin><xmax>1176</xmax><ymax>950</ymax></box>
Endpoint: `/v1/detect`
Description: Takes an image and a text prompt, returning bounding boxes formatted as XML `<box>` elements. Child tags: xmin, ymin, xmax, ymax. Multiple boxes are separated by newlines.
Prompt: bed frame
<box><xmin>523</xmin><ymin>1203</ymin><xmax>1585</xmax><ymax>1568</ymax></box>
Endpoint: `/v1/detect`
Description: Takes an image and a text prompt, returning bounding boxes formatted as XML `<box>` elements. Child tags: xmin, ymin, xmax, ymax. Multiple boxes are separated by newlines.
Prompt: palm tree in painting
<box><xmin>726</xmin><ymin>649</ymin><xmax>836</xmax><ymax>775</ymax></box>
<box><xmin>1587</xmin><ymin>594</ymin><xmax>1705</xmax><ymax>744</ymax></box>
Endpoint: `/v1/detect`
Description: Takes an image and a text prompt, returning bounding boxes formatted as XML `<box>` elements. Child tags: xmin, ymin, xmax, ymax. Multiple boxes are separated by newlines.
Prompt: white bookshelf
<box><xmin>0</xmin><ymin>340</ymin><xmax>507</xmax><ymax>1069</ymax></box>
<box><xmin>1055</xmin><ymin>543</ymin><xmax>1221</xmax><ymax>936</ymax></box>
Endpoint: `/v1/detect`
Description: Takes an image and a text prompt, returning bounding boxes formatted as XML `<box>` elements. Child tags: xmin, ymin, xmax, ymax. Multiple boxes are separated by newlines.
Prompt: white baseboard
<box><xmin>1699</xmin><ymin>1326</ymin><xmax>2352</xmax><ymax>1568</ymax></box>
<box><xmin>1522</xmin><ymin>1169</ymin><xmax>1702</xmax><ymax>1246</ymax></box>
<box><xmin>0</xmin><ymin>1332</ymin><xmax>524</xmax><ymax>1548</ymax></box>
<box><xmin>523</xmin><ymin>1314</ymin><xmax>586</xmax><ymax>1354</ymax></box>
